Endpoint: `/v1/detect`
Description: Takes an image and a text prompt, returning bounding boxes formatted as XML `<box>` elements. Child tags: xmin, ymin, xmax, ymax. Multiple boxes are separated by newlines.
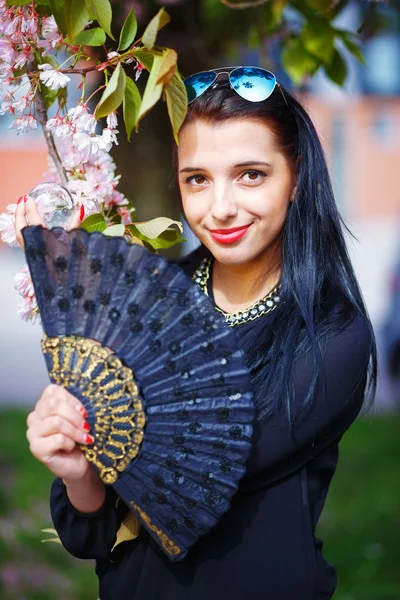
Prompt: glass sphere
<box><xmin>29</xmin><ymin>182</ymin><xmax>75</xmax><ymax>229</ymax></box>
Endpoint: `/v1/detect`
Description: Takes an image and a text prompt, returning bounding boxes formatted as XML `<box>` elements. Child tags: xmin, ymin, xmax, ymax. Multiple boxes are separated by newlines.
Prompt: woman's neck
<box><xmin>211</xmin><ymin>252</ymin><xmax>281</xmax><ymax>313</ymax></box>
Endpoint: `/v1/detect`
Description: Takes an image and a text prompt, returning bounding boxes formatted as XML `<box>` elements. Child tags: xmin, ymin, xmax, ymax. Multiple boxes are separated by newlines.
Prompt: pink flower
<box><xmin>0</xmin><ymin>38</ymin><xmax>16</xmax><ymax>64</ymax></box>
<box><xmin>46</xmin><ymin>115</ymin><xmax>74</xmax><ymax>140</ymax></box>
<box><xmin>41</xmin><ymin>16</ymin><xmax>62</xmax><ymax>47</ymax></box>
<box><xmin>134</xmin><ymin>60</ymin><xmax>144</xmax><ymax>81</ymax></box>
<box><xmin>106</xmin><ymin>112</ymin><xmax>118</xmax><ymax>130</ymax></box>
<box><xmin>73</xmin><ymin>131</ymin><xmax>102</xmax><ymax>156</ymax></box>
<box><xmin>14</xmin><ymin>263</ymin><xmax>34</xmax><ymax>298</ymax></box>
<box><xmin>9</xmin><ymin>114</ymin><xmax>37</xmax><ymax>133</ymax></box>
<box><xmin>97</xmin><ymin>128</ymin><xmax>119</xmax><ymax>152</ymax></box>
<box><xmin>13</xmin><ymin>44</ymin><xmax>34</xmax><ymax>69</ymax></box>
<box><xmin>117</xmin><ymin>206</ymin><xmax>132</xmax><ymax>225</ymax></box>
<box><xmin>68</xmin><ymin>104</ymin><xmax>97</xmax><ymax>134</ymax></box>
<box><xmin>0</xmin><ymin>211</ymin><xmax>18</xmax><ymax>247</ymax></box>
<box><xmin>38</xmin><ymin>64</ymin><xmax>70</xmax><ymax>90</ymax></box>
<box><xmin>11</xmin><ymin>94</ymin><xmax>33</xmax><ymax>114</ymax></box>
<box><xmin>17</xmin><ymin>295</ymin><xmax>39</xmax><ymax>324</ymax></box>
<box><xmin>104</xmin><ymin>189</ymin><xmax>129</xmax><ymax>210</ymax></box>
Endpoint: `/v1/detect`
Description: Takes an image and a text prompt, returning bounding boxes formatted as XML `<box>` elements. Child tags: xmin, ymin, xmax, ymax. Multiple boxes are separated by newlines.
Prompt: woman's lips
<box><xmin>209</xmin><ymin>223</ymin><xmax>252</xmax><ymax>244</ymax></box>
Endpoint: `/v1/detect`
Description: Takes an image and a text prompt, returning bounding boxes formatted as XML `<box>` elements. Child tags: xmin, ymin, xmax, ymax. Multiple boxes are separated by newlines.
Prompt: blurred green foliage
<box><xmin>0</xmin><ymin>409</ymin><xmax>399</xmax><ymax>599</ymax></box>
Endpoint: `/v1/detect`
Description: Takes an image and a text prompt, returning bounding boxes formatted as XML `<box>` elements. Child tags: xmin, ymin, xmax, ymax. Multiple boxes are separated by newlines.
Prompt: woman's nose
<box><xmin>209</xmin><ymin>185</ymin><xmax>238</xmax><ymax>221</ymax></box>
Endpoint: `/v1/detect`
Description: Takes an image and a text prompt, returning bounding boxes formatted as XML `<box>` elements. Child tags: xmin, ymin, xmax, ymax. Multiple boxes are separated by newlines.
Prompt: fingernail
<box><xmin>17</xmin><ymin>196</ymin><xmax>24</xmax><ymax>205</ymax></box>
<box><xmin>83</xmin><ymin>421</ymin><xmax>91</xmax><ymax>431</ymax></box>
<box><xmin>76</xmin><ymin>404</ymin><xmax>87</xmax><ymax>418</ymax></box>
<box><xmin>24</xmin><ymin>195</ymin><xmax>29</xmax><ymax>203</ymax></box>
<box><xmin>84</xmin><ymin>434</ymin><xmax>94</xmax><ymax>444</ymax></box>
<box><xmin>79</xmin><ymin>205</ymin><xmax>85</xmax><ymax>222</ymax></box>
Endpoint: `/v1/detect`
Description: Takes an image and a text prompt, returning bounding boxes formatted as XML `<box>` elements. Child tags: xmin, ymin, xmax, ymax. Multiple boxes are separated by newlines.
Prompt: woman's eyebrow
<box><xmin>234</xmin><ymin>161</ymin><xmax>272</xmax><ymax>168</ymax></box>
<box><xmin>179</xmin><ymin>166</ymin><xmax>206</xmax><ymax>173</ymax></box>
<box><xmin>179</xmin><ymin>161</ymin><xmax>271</xmax><ymax>174</ymax></box>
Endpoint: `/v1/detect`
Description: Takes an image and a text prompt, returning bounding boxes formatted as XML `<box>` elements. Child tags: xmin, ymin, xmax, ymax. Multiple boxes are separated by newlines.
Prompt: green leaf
<box><xmin>75</xmin><ymin>27</ymin><xmax>106</xmax><ymax>46</ymax></box>
<box><xmin>95</xmin><ymin>63</ymin><xmax>126</xmax><ymax>119</ymax></box>
<box><xmin>142</xmin><ymin>8</ymin><xmax>170</xmax><ymax>50</ymax></box>
<box><xmin>271</xmin><ymin>0</ymin><xmax>288</xmax><ymax>24</ymax></box>
<box><xmin>302</xmin><ymin>18</ymin><xmax>335</xmax><ymax>63</ymax></box>
<box><xmin>325</xmin><ymin>48</ymin><xmax>347</xmax><ymax>86</ymax></box>
<box><xmin>307</xmin><ymin>0</ymin><xmax>334</xmax><ymax>17</ymax></box>
<box><xmin>104</xmin><ymin>224</ymin><xmax>126</xmax><ymax>237</ymax></box>
<box><xmin>6</xmin><ymin>0</ymin><xmax>31</xmax><ymax>5</ymax></box>
<box><xmin>111</xmin><ymin>513</ymin><xmax>140</xmax><ymax>552</ymax></box>
<box><xmin>119</xmin><ymin>7</ymin><xmax>137</xmax><ymax>52</ymax></box>
<box><xmin>281</xmin><ymin>37</ymin><xmax>320</xmax><ymax>85</ymax></box>
<box><xmin>156</xmin><ymin>48</ymin><xmax>177</xmax><ymax>87</ymax></box>
<box><xmin>80</xmin><ymin>214</ymin><xmax>107</xmax><ymax>233</ymax></box>
<box><xmin>50</xmin><ymin>0</ymin><xmax>68</xmax><ymax>36</ymax></box>
<box><xmin>340</xmin><ymin>33</ymin><xmax>365</xmax><ymax>65</ymax></box>
<box><xmin>123</xmin><ymin>76</ymin><xmax>141</xmax><ymax>141</ymax></box>
<box><xmin>41</xmin><ymin>528</ymin><xmax>62</xmax><ymax>544</ymax></box>
<box><xmin>165</xmin><ymin>72</ymin><xmax>188</xmax><ymax>145</ymax></box>
<box><xmin>65</xmin><ymin>0</ymin><xmax>90</xmax><ymax>43</ymax></box>
<box><xmin>137</xmin><ymin>50</ymin><xmax>175</xmax><ymax>125</ymax></box>
<box><xmin>35</xmin><ymin>1</ymin><xmax>52</xmax><ymax>17</ymax></box>
<box><xmin>127</xmin><ymin>225</ymin><xmax>186</xmax><ymax>250</ymax></box>
<box><xmin>134</xmin><ymin>217</ymin><xmax>183</xmax><ymax>238</ymax></box>
<box><xmin>41</xmin><ymin>84</ymin><xmax>59</xmax><ymax>110</ymax></box>
<box><xmin>85</xmin><ymin>0</ymin><xmax>115</xmax><ymax>41</ymax></box>
<box><xmin>131</xmin><ymin>48</ymin><xmax>154</xmax><ymax>72</ymax></box>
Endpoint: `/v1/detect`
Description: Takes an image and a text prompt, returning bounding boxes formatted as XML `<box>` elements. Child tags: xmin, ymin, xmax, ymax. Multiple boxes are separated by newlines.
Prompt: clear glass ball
<box><xmin>29</xmin><ymin>182</ymin><xmax>75</xmax><ymax>229</ymax></box>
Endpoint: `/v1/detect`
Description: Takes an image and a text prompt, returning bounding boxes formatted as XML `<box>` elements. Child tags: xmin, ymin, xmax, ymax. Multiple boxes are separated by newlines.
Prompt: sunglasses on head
<box><xmin>183</xmin><ymin>66</ymin><xmax>279</xmax><ymax>104</ymax></box>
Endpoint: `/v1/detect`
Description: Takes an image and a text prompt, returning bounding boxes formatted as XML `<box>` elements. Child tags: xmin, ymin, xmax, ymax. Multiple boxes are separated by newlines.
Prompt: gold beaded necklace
<box><xmin>192</xmin><ymin>257</ymin><xmax>281</xmax><ymax>327</ymax></box>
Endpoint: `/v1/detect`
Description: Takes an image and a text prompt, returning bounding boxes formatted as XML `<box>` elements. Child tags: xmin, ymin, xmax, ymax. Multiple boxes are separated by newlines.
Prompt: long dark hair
<box><xmin>177</xmin><ymin>81</ymin><xmax>377</xmax><ymax>424</ymax></box>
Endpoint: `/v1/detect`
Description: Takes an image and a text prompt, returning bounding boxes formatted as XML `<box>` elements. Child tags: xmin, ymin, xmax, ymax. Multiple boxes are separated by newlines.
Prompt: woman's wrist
<box><xmin>63</xmin><ymin>467</ymin><xmax>106</xmax><ymax>514</ymax></box>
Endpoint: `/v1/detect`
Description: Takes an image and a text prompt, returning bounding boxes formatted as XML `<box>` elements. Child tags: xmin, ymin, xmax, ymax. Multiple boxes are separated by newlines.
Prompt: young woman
<box><xmin>20</xmin><ymin>67</ymin><xmax>376</xmax><ymax>600</ymax></box>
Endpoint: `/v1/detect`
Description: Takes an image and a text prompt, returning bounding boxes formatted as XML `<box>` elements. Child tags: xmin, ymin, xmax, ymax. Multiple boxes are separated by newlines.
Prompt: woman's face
<box><xmin>178</xmin><ymin>118</ymin><xmax>296</xmax><ymax>267</ymax></box>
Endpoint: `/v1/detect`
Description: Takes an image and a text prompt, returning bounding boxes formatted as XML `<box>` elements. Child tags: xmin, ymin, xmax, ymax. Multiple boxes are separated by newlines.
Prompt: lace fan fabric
<box><xmin>23</xmin><ymin>226</ymin><xmax>255</xmax><ymax>561</ymax></box>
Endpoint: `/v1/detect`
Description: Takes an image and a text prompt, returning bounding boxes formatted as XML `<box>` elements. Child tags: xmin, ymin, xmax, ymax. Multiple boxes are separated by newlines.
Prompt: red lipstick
<box><xmin>209</xmin><ymin>224</ymin><xmax>252</xmax><ymax>244</ymax></box>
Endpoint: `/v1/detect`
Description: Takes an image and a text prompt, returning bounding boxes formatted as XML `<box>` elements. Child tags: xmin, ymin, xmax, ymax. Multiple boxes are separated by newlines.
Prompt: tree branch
<box><xmin>60</xmin><ymin>66</ymin><xmax>98</xmax><ymax>75</ymax></box>
<box><xmin>34</xmin><ymin>85</ymin><xmax>69</xmax><ymax>187</ymax></box>
<box><xmin>27</xmin><ymin>62</ymin><xmax>68</xmax><ymax>187</ymax></box>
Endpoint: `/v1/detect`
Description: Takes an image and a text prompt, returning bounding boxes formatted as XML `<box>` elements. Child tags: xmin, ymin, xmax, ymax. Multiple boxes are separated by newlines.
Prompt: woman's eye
<box><xmin>241</xmin><ymin>170</ymin><xmax>266</xmax><ymax>183</ymax></box>
<box><xmin>186</xmin><ymin>175</ymin><xmax>206</xmax><ymax>185</ymax></box>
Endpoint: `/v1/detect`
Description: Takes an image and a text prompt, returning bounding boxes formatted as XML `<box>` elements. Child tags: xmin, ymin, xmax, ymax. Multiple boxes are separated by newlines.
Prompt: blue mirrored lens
<box><xmin>184</xmin><ymin>71</ymin><xmax>217</xmax><ymax>103</ymax></box>
<box><xmin>229</xmin><ymin>67</ymin><xmax>276</xmax><ymax>102</ymax></box>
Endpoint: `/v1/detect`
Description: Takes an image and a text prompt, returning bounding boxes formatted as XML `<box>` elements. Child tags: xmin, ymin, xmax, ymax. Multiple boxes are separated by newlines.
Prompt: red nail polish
<box><xmin>24</xmin><ymin>195</ymin><xmax>29</xmax><ymax>203</ymax></box>
<box><xmin>79</xmin><ymin>205</ymin><xmax>85</xmax><ymax>222</ymax></box>
<box><xmin>17</xmin><ymin>196</ymin><xmax>24</xmax><ymax>205</ymax></box>
<box><xmin>83</xmin><ymin>421</ymin><xmax>91</xmax><ymax>431</ymax></box>
<box><xmin>85</xmin><ymin>434</ymin><xmax>94</xmax><ymax>444</ymax></box>
<box><xmin>79</xmin><ymin>406</ymin><xmax>88</xmax><ymax>418</ymax></box>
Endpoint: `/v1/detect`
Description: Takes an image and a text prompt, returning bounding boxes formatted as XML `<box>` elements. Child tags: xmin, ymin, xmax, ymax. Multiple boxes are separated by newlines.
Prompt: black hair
<box><xmin>177</xmin><ymin>81</ymin><xmax>377</xmax><ymax>424</ymax></box>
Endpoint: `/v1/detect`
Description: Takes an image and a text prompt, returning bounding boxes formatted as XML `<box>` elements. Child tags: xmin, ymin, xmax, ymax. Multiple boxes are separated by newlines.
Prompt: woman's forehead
<box><xmin>178</xmin><ymin>118</ymin><xmax>281</xmax><ymax>167</ymax></box>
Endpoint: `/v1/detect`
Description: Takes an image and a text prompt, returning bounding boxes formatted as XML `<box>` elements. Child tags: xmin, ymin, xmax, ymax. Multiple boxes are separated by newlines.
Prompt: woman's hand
<box><xmin>26</xmin><ymin>384</ymin><xmax>93</xmax><ymax>482</ymax></box>
<box><xmin>15</xmin><ymin>195</ymin><xmax>81</xmax><ymax>250</ymax></box>
<box><xmin>27</xmin><ymin>384</ymin><xmax>106</xmax><ymax>513</ymax></box>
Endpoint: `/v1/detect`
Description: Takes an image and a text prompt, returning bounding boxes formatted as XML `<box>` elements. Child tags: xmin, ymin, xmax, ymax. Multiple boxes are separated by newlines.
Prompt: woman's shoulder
<box><xmin>323</xmin><ymin>309</ymin><xmax>373</xmax><ymax>361</ymax></box>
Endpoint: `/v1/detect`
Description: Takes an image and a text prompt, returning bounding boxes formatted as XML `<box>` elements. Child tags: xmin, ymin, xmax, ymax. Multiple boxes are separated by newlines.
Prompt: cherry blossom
<box><xmin>106</xmin><ymin>112</ymin><xmax>118</xmax><ymax>130</ymax></box>
<box><xmin>0</xmin><ymin>1</ymin><xmax>139</xmax><ymax>322</ymax></box>
<box><xmin>38</xmin><ymin>64</ymin><xmax>71</xmax><ymax>90</ymax></box>
<box><xmin>39</xmin><ymin>15</ymin><xmax>63</xmax><ymax>53</ymax></box>
<box><xmin>0</xmin><ymin>206</ymin><xmax>18</xmax><ymax>247</ymax></box>
<box><xmin>46</xmin><ymin>115</ymin><xmax>74</xmax><ymax>140</ymax></box>
<box><xmin>17</xmin><ymin>295</ymin><xmax>39</xmax><ymax>323</ymax></box>
<box><xmin>9</xmin><ymin>114</ymin><xmax>37</xmax><ymax>132</ymax></box>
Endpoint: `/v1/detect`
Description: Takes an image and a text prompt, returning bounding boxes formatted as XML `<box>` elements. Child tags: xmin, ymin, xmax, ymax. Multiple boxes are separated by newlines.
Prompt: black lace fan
<box><xmin>23</xmin><ymin>226</ymin><xmax>254</xmax><ymax>561</ymax></box>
